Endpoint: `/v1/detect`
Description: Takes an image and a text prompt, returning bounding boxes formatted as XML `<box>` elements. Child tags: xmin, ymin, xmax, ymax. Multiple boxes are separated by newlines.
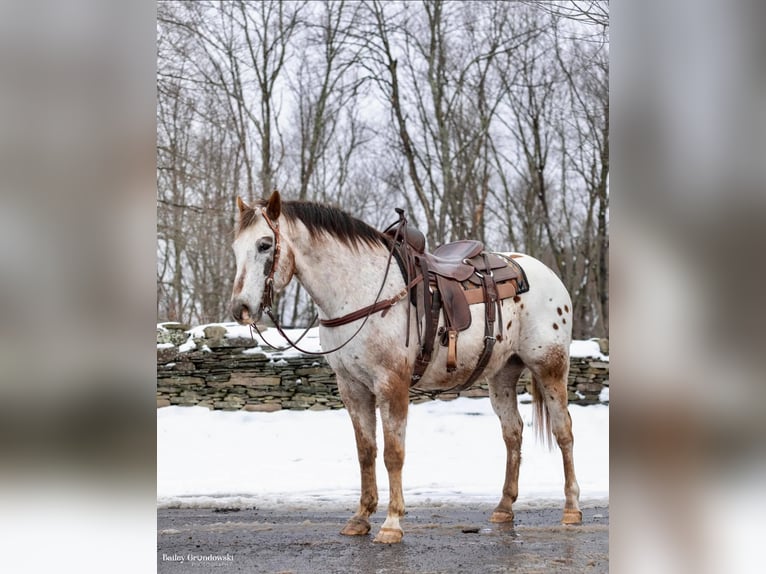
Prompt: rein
<box><xmin>251</xmin><ymin>208</ymin><xmax>414</xmax><ymax>356</ymax></box>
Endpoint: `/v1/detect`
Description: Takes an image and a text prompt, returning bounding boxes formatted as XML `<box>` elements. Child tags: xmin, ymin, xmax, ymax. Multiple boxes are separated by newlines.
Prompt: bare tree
<box><xmin>288</xmin><ymin>1</ymin><xmax>367</xmax><ymax>200</ymax></box>
<box><xmin>552</xmin><ymin>11</ymin><xmax>609</xmax><ymax>336</ymax></box>
<box><xmin>158</xmin><ymin>0</ymin><xmax>304</xmax><ymax>200</ymax></box>
<box><xmin>156</xmin><ymin>0</ymin><xmax>609</xmax><ymax>337</ymax></box>
<box><xmin>157</xmin><ymin>18</ymin><xmax>197</xmax><ymax>322</ymax></box>
<box><xmin>488</xmin><ymin>5</ymin><xmax>608</xmax><ymax>337</ymax></box>
<box><xmin>234</xmin><ymin>0</ymin><xmax>305</xmax><ymax>196</ymax></box>
<box><xmin>361</xmin><ymin>1</ymin><xmax>538</xmax><ymax>246</ymax></box>
<box><xmin>493</xmin><ymin>8</ymin><xmax>564</xmax><ymax>264</ymax></box>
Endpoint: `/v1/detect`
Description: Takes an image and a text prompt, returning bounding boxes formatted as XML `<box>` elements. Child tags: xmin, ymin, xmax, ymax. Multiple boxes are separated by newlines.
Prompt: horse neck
<box><xmin>286</xmin><ymin>224</ymin><xmax>401</xmax><ymax>319</ymax></box>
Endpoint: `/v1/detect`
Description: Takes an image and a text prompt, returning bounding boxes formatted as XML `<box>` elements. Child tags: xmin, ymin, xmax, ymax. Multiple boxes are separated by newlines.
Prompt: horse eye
<box><xmin>256</xmin><ymin>237</ymin><xmax>273</xmax><ymax>254</ymax></box>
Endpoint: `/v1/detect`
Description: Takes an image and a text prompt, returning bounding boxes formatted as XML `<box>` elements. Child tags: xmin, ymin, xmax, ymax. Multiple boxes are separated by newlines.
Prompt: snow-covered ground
<box><xmin>158</xmin><ymin>397</ymin><xmax>608</xmax><ymax>510</ymax></box>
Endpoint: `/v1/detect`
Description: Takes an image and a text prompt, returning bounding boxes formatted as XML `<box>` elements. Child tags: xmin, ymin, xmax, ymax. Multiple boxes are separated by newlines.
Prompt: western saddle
<box><xmin>385</xmin><ymin>211</ymin><xmax>529</xmax><ymax>391</ymax></box>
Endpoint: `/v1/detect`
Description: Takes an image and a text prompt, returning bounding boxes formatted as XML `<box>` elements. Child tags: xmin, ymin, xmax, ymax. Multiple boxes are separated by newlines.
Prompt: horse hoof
<box><xmin>340</xmin><ymin>516</ymin><xmax>371</xmax><ymax>536</ymax></box>
<box><xmin>373</xmin><ymin>527</ymin><xmax>403</xmax><ymax>544</ymax></box>
<box><xmin>489</xmin><ymin>510</ymin><xmax>514</xmax><ymax>523</ymax></box>
<box><xmin>561</xmin><ymin>509</ymin><xmax>582</xmax><ymax>525</ymax></box>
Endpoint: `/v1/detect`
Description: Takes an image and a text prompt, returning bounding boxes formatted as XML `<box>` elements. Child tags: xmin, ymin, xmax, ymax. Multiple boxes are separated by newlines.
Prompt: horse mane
<box><xmin>241</xmin><ymin>199</ymin><xmax>389</xmax><ymax>251</ymax></box>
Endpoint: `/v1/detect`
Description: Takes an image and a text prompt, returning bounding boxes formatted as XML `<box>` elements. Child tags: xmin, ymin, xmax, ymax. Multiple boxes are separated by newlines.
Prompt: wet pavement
<box><xmin>158</xmin><ymin>504</ymin><xmax>608</xmax><ymax>573</ymax></box>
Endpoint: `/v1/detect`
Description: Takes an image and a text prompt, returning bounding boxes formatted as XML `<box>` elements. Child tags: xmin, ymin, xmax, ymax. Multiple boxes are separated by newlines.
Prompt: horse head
<box><xmin>230</xmin><ymin>190</ymin><xmax>294</xmax><ymax>325</ymax></box>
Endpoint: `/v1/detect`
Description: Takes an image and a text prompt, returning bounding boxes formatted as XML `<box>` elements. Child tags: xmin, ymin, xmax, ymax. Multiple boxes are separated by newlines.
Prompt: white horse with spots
<box><xmin>230</xmin><ymin>191</ymin><xmax>581</xmax><ymax>544</ymax></box>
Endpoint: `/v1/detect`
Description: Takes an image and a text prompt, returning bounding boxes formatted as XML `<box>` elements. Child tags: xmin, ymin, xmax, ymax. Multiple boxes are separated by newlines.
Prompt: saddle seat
<box><xmin>422</xmin><ymin>240</ymin><xmax>483</xmax><ymax>281</ymax></box>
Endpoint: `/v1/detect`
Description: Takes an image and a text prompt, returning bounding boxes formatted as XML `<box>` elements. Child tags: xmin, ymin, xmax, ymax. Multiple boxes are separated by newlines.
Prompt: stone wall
<box><xmin>157</xmin><ymin>325</ymin><xmax>609</xmax><ymax>411</ymax></box>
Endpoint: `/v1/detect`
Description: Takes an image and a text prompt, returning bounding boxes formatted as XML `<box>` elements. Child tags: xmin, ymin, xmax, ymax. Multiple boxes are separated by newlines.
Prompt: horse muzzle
<box><xmin>231</xmin><ymin>299</ymin><xmax>261</xmax><ymax>325</ymax></box>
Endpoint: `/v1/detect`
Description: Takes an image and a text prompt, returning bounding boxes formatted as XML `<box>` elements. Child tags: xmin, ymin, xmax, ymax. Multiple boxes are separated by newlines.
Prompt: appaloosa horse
<box><xmin>230</xmin><ymin>191</ymin><xmax>581</xmax><ymax>543</ymax></box>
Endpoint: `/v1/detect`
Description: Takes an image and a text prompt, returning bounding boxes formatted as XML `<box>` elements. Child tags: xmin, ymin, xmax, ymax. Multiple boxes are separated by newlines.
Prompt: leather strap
<box><xmin>319</xmin><ymin>275</ymin><xmax>423</xmax><ymax>328</ymax></box>
<box><xmin>446</xmin><ymin>330</ymin><xmax>458</xmax><ymax>371</ymax></box>
<box><xmin>463</xmin><ymin>280</ymin><xmax>518</xmax><ymax>305</ymax></box>
<box><xmin>447</xmin><ymin>264</ymin><xmax>500</xmax><ymax>393</ymax></box>
<box><xmin>260</xmin><ymin>208</ymin><xmax>281</xmax><ymax>311</ymax></box>
<box><xmin>412</xmin><ymin>261</ymin><xmax>440</xmax><ymax>383</ymax></box>
<box><xmin>454</xmin><ymin>333</ymin><xmax>495</xmax><ymax>392</ymax></box>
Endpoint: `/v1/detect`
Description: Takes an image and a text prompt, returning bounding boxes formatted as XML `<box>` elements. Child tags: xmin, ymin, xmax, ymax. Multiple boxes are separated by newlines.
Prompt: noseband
<box><xmin>260</xmin><ymin>207</ymin><xmax>281</xmax><ymax>312</ymax></box>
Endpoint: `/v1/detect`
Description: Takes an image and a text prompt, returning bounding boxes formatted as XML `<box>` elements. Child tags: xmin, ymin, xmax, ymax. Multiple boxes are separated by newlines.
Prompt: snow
<box><xmin>253</xmin><ymin>327</ymin><xmax>322</xmax><ymax>358</ymax></box>
<box><xmin>242</xmin><ymin>347</ymin><xmax>265</xmax><ymax>355</ymax></box>
<box><xmin>158</xmin><ymin>397</ymin><xmax>608</xmax><ymax>510</ymax></box>
<box><xmin>569</xmin><ymin>339</ymin><xmax>609</xmax><ymax>361</ymax></box>
<box><xmin>181</xmin><ymin>322</ymin><xmax>322</xmax><ymax>358</ymax></box>
<box><xmin>170</xmin><ymin>322</ymin><xmax>608</xmax><ymax>361</ymax></box>
<box><xmin>177</xmin><ymin>335</ymin><xmax>196</xmax><ymax>353</ymax></box>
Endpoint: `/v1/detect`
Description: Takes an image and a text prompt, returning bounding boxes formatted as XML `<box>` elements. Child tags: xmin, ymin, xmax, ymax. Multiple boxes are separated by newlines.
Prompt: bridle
<box><xmin>259</xmin><ymin>207</ymin><xmax>281</xmax><ymax>312</ymax></box>
<box><xmin>250</xmin><ymin>207</ymin><xmax>420</xmax><ymax>356</ymax></box>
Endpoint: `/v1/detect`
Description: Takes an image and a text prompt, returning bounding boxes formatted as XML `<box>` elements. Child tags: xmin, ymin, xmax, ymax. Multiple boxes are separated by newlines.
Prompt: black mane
<box><xmin>244</xmin><ymin>200</ymin><xmax>388</xmax><ymax>250</ymax></box>
<box><xmin>282</xmin><ymin>201</ymin><xmax>388</xmax><ymax>249</ymax></box>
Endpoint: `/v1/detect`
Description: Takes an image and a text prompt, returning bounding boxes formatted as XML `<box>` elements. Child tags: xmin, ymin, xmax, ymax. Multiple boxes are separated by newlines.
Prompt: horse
<box><xmin>229</xmin><ymin>190</ymin><xmax>581</xmax><ymax>544</ymax></box>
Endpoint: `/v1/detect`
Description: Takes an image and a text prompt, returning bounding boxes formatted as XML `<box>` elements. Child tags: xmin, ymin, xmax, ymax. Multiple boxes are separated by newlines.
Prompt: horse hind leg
<box><xmin>487</xmin><ymin>355</ymin><xmax>526</xmax><ymax>524</ymax></box>
<box><xmin>528</xmin><ymin>345</ymin><xmax>582</xmax><ymax>525</ymax></box>
<box><xmin>336</xmin><ymin>378</ymin><xmax>378</xmax><ymax>536</ymax></box>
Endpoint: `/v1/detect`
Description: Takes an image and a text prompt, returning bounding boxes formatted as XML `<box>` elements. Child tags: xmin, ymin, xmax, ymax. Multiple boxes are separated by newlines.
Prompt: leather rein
<box><xmin>250</xmin><ymin>208</ymin><xmax>420</xmax><ymax>356</ymax></box>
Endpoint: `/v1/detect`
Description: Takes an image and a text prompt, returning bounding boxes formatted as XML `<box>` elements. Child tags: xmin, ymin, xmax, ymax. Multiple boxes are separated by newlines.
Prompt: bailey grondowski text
<box><xmin>162</xmin><ymin>553</ymin><xmax>234</xmax><ymax>563</ymax></box>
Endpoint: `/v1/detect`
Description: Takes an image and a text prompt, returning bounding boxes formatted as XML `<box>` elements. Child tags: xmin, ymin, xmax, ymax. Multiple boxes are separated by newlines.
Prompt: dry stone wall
<box><xmin>157</xmin><ymin>324</ymin><xmax>609</xmax><ymax>411</ymax></box>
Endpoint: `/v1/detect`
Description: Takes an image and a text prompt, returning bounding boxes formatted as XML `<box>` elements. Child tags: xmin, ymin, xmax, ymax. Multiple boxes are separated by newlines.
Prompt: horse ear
<box><xmin>265</xmin><ymin>189</ymin><xmax>281</xmax><ymax>220</ymax></box>
<box><xmin>236</xmin><ymin>196</ymin><xmax>249</xmax><ymax>214</ymax></box>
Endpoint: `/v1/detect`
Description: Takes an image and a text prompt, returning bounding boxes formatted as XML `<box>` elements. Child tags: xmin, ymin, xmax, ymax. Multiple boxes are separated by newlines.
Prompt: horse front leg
<box><xmin>373</xmin><ymin>380</ymin><xmax>409</xmax><ymax>544</ymax></box>
<box><xmin>337</xmin><ymin>378</ymin><xmax>378</xmax><ymax>536</ymax></box>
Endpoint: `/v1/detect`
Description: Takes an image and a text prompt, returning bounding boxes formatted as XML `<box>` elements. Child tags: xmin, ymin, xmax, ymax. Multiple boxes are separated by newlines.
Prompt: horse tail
<box><xmin>530</xmin><ymin>376</ymin><xmax>553</xmax><ymax>450</ymax></box>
